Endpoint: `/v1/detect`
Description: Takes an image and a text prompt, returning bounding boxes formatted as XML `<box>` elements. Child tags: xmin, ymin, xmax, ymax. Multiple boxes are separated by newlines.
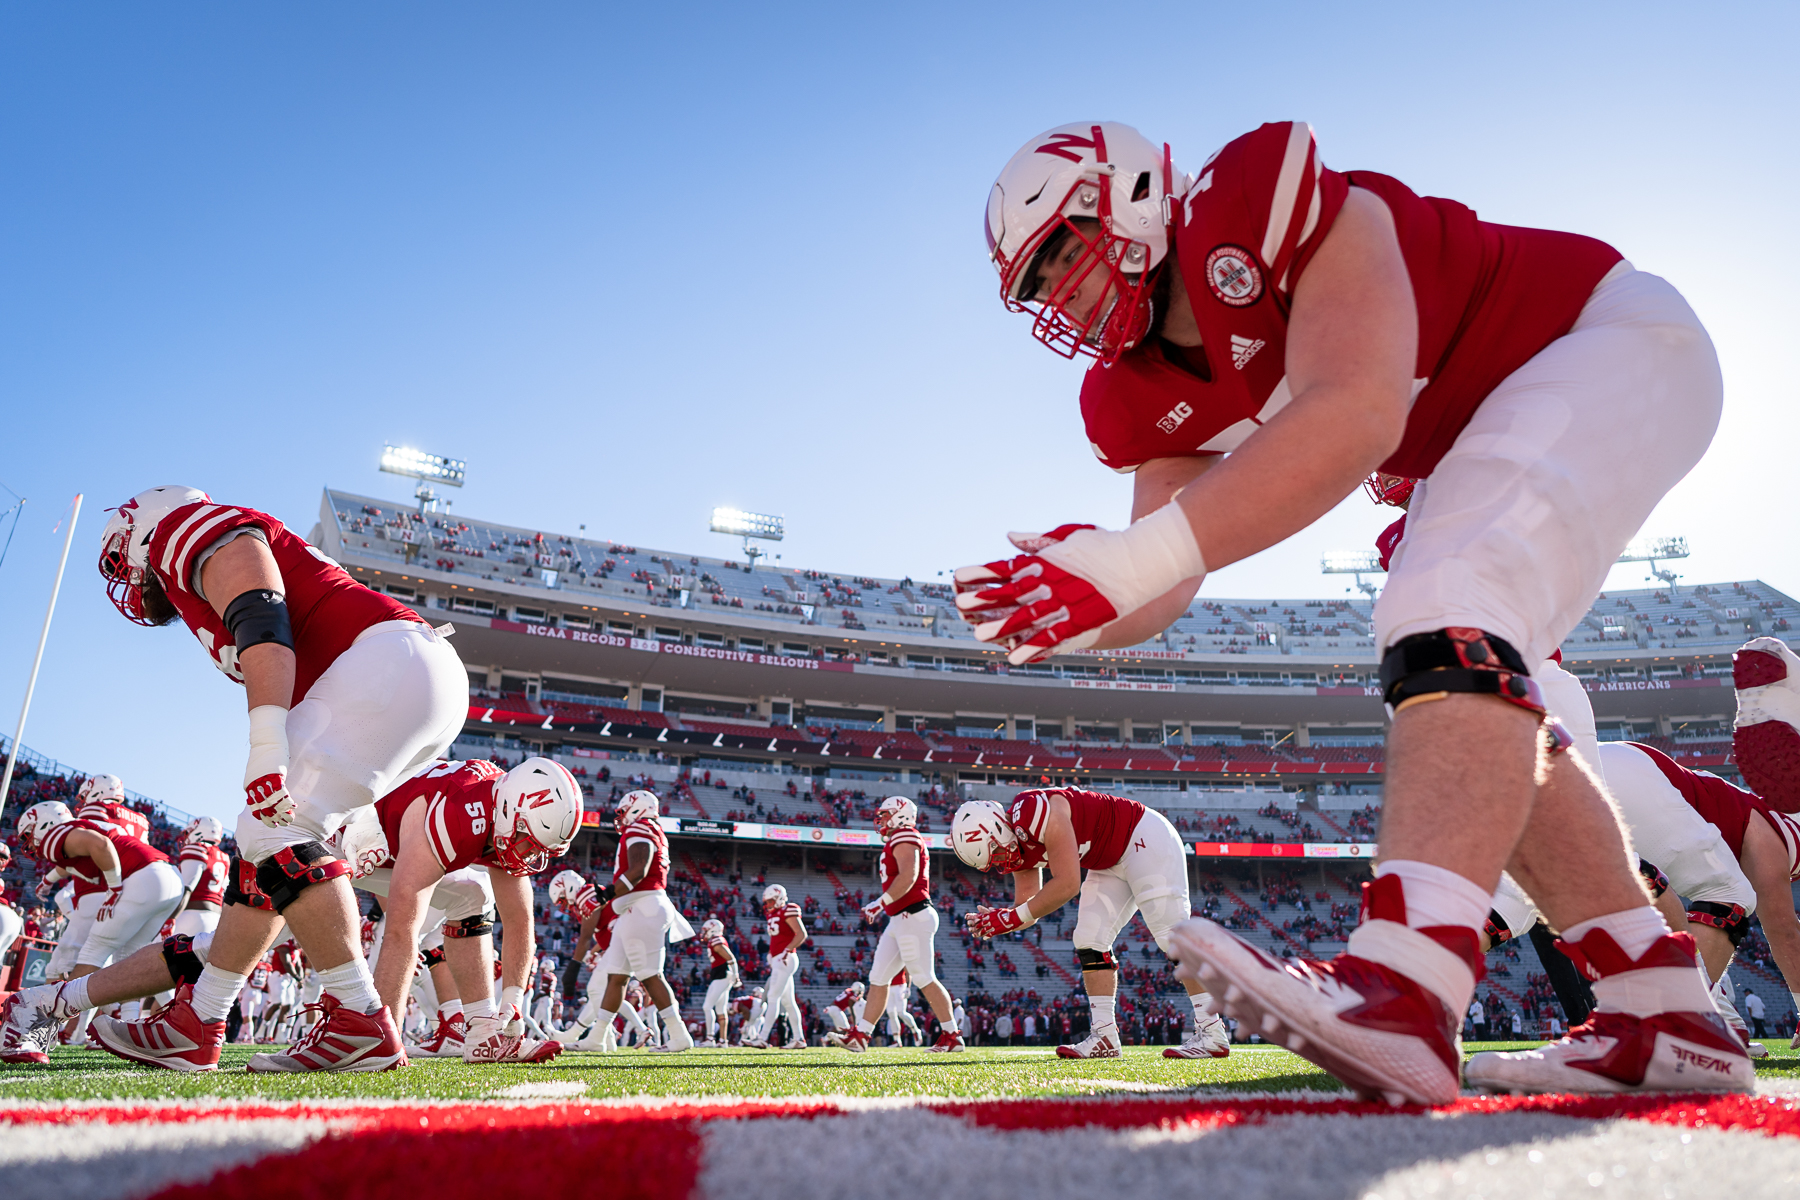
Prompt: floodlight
<box><xmin>380</xmin><ymin>445</ymin><xmax>465</xmax><ymax>513</ymax></box>
<box><xmin>710</xmin><ymin>508</ymin><xmax>783</xmax><ymax>541</ymax></box>
<box><xmin>1321</xmin><ymin>550</ymin><xmax>1384</xmax><ymax>600</ymax></box>
<box><xmin>1618</xmin><ymin>535</ymin><xmax>1690</xmax><ymax>593</ymax></box>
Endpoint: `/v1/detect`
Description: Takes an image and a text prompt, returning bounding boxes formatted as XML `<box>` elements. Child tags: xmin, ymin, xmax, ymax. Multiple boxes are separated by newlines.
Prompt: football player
<box><xmin>586</xmin><ymin>791</ymin><xmax>695</xmax><ymax>1053</ymax></box>
<box><xmin>37</xmin><ymin>777</ymin><xmax>149</xmax><ymax>1000</ymax></box>
<box><xmin>956</xmin><ymin>122</ymin><xmax>1742</xmax><ymax>1101</ymax></box>
<box><xmin>0</xmin><ymin>844</ymin><xmax>22</xmax><ymax>972</ymax></box>
<box><xmin>698</xmin><ymin>917</ymin><xmax>739</xmax><ymax>1046</ymax></box>
<box><xmin>842</xmin><ymin>797</ymin><xmax>961</xmax><ymax>1052</ymax></box>
<box><xmin>173</xmin><ymin>818</ymin><xmax>230</xmax><ymax>937</ymax></box>
<box><xmin>952</xmin><ymin>788</ymin><xmax>1228</xmax><ymax>1060</ymax></box>
<box><xmin>744</xmin><ymin>884</ymin><xmax>807</xmax><ymax>1048</ymax></box>
<box><xmin>880</xmin><ymin>969</ymin><xmax>924</xmax><ymax>1046</ymax></box>
<box><xmin>821</xmin><ymin>980</ymin><xmax>865</xmax><ymax>1046</ymax></box>
<box><xmin>90</xmin><ymin>486</ymin><xmax>468</xmax><ymax>1073</ymax></box>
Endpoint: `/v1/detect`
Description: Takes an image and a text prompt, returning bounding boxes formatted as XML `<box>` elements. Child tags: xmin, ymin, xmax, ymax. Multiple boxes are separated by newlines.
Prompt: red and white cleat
<box><xmin>1467</xmin><ymin>931</ymin><xmax>1751</xmax><ymax>1094</ymax></box>
<box><xmin>89</xmin><ymin>985</ymin><xmax>224</xmax><ymax>1073</ymax></box>
<box><xmin>1163</xmin><ymin>1011</ymin><xmax>1231</xmax><ymax>1059</ymax></box>
<box><xmin>1168</xmin><ymin>905</ymin><xmax>1471</xmax><ymax>1106</ymax></box>
<box><xmin>838</xmin><ymin>1028</ymin><xmax>871</xmax><ymax>1053</ymax></box>
<box><xmin>1056</xmin><ymin>1028</ymin><xmax>1122</xmax><ymax>1059</ymax></box>
<box><xmin>246</xmin><ymin>995</ymin><xmax>407</xmax><ymax>1073</ymax></box>
<box><xmin>0</xmin><ymin>990</ymin><xmax>58</xmax><ymax>1065</ymax></box>
<box><xmin>407</xmin><ymin>1011</ymin><xmax>467</xmax><ymax>1058</ymax></box>
<box><xmin>927</xmin><ymin>1030</ymin><xmax>967</xmax><ymax>1053</ymax></box>
<box><xmin>462</xmin><ymin>1013</ymin><xmax>565</xmax><ymax>1063</ymax></box>
<box><xmin>1732</xmin><ymin>636</ymin><xmax>1800</xmax><ymax>812</ymax></box>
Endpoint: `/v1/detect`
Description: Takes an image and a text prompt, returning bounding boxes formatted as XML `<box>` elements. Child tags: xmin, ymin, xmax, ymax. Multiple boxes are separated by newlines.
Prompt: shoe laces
<box><xmin>285</xmin><ymin>1002</ymin><xmax>333</xmax><ymax>1057</ymax></box>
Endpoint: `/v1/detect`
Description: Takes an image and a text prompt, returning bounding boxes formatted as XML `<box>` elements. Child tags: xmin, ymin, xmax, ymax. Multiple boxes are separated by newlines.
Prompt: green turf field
<box><xmin>1</xmin><ymin>1042</ymin><xmax>1795</xmax><ymax>1103</ymax></box>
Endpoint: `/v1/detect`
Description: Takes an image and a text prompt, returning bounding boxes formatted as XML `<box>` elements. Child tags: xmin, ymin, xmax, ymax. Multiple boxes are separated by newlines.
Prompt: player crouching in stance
<box><xmin>173</xmin><ymin>818</ymin><xmax>230</xmax><ymax>937</ymax></box>
<box><xmin>839</xmin><ymin>797</ymin><xmax>962</xmax><ymax>1052</ymax></box>
<box><xmin>822</xmin><ymin>981</ymin><xmax>865</xmax><ymax>1046</ymax></box>
<box><xmin>697</xmin><ymin>918</ymin><xmax>739</xmax><ymax>1046</ymax></box>
<box><xmin>587</xmin><ymin>791</ymin><xmax>696</xmax><ymax>1053</ymax></box>
<box><xmin>952</xmin><ymin>789</ymin><xmax>1228</xmax><ymax>1060</ymax></box>
<box><xmin>343</xmin><ymin>756</ymin><xmax>580</xmax><ymax>1064</ymax></box>
<box><xmin>744</xmin><ymin>884</ymin><xmax>808</xmax><ymax>1048</ymax></box>
<box><xmin>40</xmin><ymin>486</ymin><xmax>470</xmax><ymax>1072</ymax></box>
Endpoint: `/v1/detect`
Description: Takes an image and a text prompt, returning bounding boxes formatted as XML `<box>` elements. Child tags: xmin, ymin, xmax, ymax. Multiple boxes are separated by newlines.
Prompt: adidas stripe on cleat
<box><xmin>1056</xmin><ymin>1028</ymin><xmax>1122</xmax><ymax>1059</ymax></box>
<box><xmin>246</xmin><ymin>993</ymin><xmax>406</xmax><ymax>1073</ymax></box>
<box><xmin>89</xmin><ymin>985</ymin><xmax>224</xmax><ymax>1073</ymax></box>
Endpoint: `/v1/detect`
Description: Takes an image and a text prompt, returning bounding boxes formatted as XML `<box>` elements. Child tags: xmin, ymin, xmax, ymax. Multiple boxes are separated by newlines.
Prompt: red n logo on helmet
<box><xmin>1035</xmin><ymin>132</ymin><xmax>1097</xmax><ymax>162</ymax></box>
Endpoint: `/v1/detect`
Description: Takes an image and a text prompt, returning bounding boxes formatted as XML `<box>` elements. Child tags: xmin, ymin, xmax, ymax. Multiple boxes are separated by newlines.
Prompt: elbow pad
<box><xmin>224</xmin><ymin>589</ymin><xmax>294</xmax><ymax>654</ymax></box>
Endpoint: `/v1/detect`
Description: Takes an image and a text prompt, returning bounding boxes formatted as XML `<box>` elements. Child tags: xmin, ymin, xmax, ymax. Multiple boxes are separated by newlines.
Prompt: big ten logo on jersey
<box><xmin>1157</xmin><ymin>402</ymin><xmax>1194</xmax><ymax>434</ymax></box>
<box><xmin>464</xmin><ymin>801</ymin><xmax>488</xmax><ymax>837</ymax></box>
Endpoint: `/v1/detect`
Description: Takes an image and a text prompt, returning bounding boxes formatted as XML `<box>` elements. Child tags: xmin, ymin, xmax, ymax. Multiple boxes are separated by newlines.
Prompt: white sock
<box><xmin>592</xmin><ymin>1007</ymin><xmax>617</xmax><ymax>1033</ymax></box>
<box><xmin>659</xmin><ymin>1004</ymin><xmax>682</xmax><ymax>1033</ymax></box>
<box><xmin>438</xmin><ymin>999</ymin><xmax>462</xmax><ymax>1017</ymax></box>
<box><xmin>316</xmin><ymin>959</ymin><xmax>380</xmax><ymax>1013</ymax></box>
<box><xmin>1089</xmin><ymin>995</ymin><xmax>1116</xmax><ymax>1031</ymax></box>
<box><xmin>1189</xmin><ymin>991</ymin><xmax>1213</xmax><ymax>1032</ymax></box>
<box><xmin>856</xmin><ymin>1015</ymin><xmax>876</xmax><ymax>1034</ymax></box>
<box><xmin>56</xmin><ymin>976</ymin><xmax>93</xmax><ymax>1018</ymax></box>
<box><xmin>1562</xmin><ymin>907</ymin><xmax>1670</xmax><ymax>963</ymax></box>
<box><xmin>1377</xmin><ymin>860</ymin><xmax>1490</xmax><ymax>930</ymax></box>
<box><xmin>191</xmin><ymin>965</ymin><xmax>248</xmax><ymax>1023</ymax></box>
<box><xmin>464</xmin><ymin>997</ymin><xmax>494</xmax><ymax>1021</ymax></box>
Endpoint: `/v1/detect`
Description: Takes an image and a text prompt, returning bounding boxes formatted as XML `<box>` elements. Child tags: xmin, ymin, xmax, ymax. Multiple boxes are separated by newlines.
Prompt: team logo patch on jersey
<box><xmin>1229</xmin><ymin>334</ymin><xmax>1266</xmax><ymax>370</ymax></box>
<box><xmin>1205</xmin><ymin>245</ymin><xmax>1263</xmax><ymax>307</ymax></box>
<box><xmin>1156</xmin><ymin>401</ymin><xmax>1194</xmax><ymax>435</ymax></box>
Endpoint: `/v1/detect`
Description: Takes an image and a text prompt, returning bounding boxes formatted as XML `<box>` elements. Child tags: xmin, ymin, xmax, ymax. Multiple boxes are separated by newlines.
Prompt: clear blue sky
<box><xmin>3</xmin><ymin>2</ymin><xmax>1795</xmax><ymax>819</ymax></box>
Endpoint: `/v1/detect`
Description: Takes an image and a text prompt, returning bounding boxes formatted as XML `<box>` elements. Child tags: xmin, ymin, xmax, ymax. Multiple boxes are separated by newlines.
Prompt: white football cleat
<box><xmin>783</xmin><ymin>1037</ymin><xmax>808</xmax><ymax>1050</ymax></box>
<box><xmin>1167</xmin><ymin>910</ymin><xmax>1468</xmax><ymax>1106</ymax></box>
<box><xmin>1466</xmin><ymin>930</ymin><xmax>1752</xmax><ymax>1095</ymax></box>
<box><xmin>1056</xmin><ymin>1027</ymin><xmax>1122</xmax><ymax>1059</ymax></box>
<box><xmin>1163</xmin><ymin>1011</ymin><xmax>1231</xmax><ymax>1059</ymax></box>
<box><xmin>650</xmin><ymin>1023</ymin><xmax>694</xmax><ymax>1054</ymax></box>
<box><xmin>0</xmin><ymin>989</ymin><xmax>60</xmax><ymax>1065</ymax></box>
<box><xmin>407</xmin><ymin>1011</ymin><xmax>466</xmax><ymax>1058</ymax></box>
<box><xmin>1732</xmin><ymin>636</ymin><xmax>1800</xmax><ymax>810</ymax></box>
<box><xmin>462</xmin><ymin>1013</ymin><xmax>562</xmax><ymax>1064</ymax></box>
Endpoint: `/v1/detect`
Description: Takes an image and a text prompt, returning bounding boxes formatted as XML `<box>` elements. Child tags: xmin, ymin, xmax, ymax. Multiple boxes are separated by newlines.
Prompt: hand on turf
<box><xmin>952</xmin><ymin>506</ymin><xmax>1206</xmax><ymax>665</ymax></box>
<box><xmin>965</xmin><ymin>904</ymin><xmax>1028</xmax><ymax>941</ymax></box>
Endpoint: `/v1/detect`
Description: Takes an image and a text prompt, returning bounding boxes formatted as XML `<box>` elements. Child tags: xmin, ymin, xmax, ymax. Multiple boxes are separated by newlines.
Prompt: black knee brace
<box><xmin>1075</xmin><ymin>947</ymin><xmax>1117</xmax><ymax>972</ymax></box>
<box><xmin>224</xmin><ymin>856</ymin><xmax>275</xmax><ymax>912</ymax></box>
<box><xmin>1637</xmin><ymin>858</ymin><xmax>1670</xmax><ymax>899</ymax></box>
<box><xmin>1687</xmin><ymin>901</ymin><xmax>1750</xmax><ymax>946</ymax></box>
<box><xmin>1483</xmin><ymin>909</ymin><xmax>1514</xmax><ymax>946</ymax></box>
<box><xmin>253</xmin><ymin>842</ymin><xmax>350</xmax><ymax>914</ymax></box>
<box><xmin>1380</xmin><ymin>628</ymin><xmax>1545</xmax><ymax>718</ymax></box>
<box><xmin>443</xmin><ymin>908</ymin><xmax>496</xmax><ymax>939</ymax></box>
<box><xmin>419</xmin><ymin>946</ymin><xmax>446</xmax><ymax>970</ymax></box>
<box><xmin>162</xmin><ymin>934</ymin><xmax>206</xmax><ymax>986</ymax></box>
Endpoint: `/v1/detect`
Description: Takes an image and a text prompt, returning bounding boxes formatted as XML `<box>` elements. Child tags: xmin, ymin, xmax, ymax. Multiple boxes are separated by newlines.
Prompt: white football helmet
<box><xmin>701</xmin><ymin>918</ymin><xmax>725</xmax><ymax>938</ymax></box>
<box><xmin>951</xmin><ymin>800</ymin><xmax>1028</xmax><ymax>873</ymax></box>
<box><xmin>752</xmin><ymin>986</ymin><xmax>766</xmax><ymax>998</ymax></box>
<box><xmin>614</xmin><ymin>789</ymin><xmax>659</xmax><ymax>830</ymax></box>
<box><xmin>875</xmin><ymin>796</ymin><xmax>918</xmax><ymax>837</ymax></box>
<box><xmin>850</xmin><ymin>981</ymin><xmax>866</xmax><ymax>997</ymax></box>
<box><xmin>77</xmin><ymin>774</ymin><xmax>125</xmax><ymax>806</ymax></box>
<box><xmin>98</xmin><ymin>486</ymin><xmax>211</xmax><ymax>624</ymax></box>
<box><xmin>17</xmin><ymin>801</ymin><xmax>74</xmax><ymax>856</ymax></box>
<box><xmin>987</xmin><ymin>122</ymin><xmax>1184</xmax><ymax>364</ymax></box>
<box><xmin>490</xmin><ymin>757</ymin><xmax>584</xmax><ymax>876</ymax></box>
<box><xmin>0</xmin><ymin>841</ymin><xmax>10</xmax><ymax>869</ymax></box>
<box><xmin>182</xmin><ymin>816</ymin><xmax>224</xmax><ymax>845</ymax></box>
<box><xmin>547</xmin><ymin>868</ymin><xmax>587</xmax><ymax>910</ymax></box>
<box><xmin>761</xmin><ymin>883</ymin><xmax>788</xmax><ymax>914</ymax></box>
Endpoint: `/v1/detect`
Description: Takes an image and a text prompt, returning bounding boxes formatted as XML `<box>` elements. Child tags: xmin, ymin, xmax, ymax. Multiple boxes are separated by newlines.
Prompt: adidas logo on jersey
<box><xmin>1156</xmin><ymin>401</ymin><xmax>1194</xmax><ymax>435</ymax></box>
<box><xmin>1230</xmin><ymin>334</ymin><xmax>1266</xmax><ymax>370</ymax></box>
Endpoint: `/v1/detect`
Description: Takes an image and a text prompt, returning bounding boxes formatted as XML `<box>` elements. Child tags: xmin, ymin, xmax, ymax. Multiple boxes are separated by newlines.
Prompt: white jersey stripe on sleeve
<box><xmin>427</xmin><ymin>797</ymin><xmax>455</xmax><ymax>870</ymax></box>
<box><xmin>157</xmin><ymin>506</ymin><xmax>241</xmax><ymax>580</ymax></box>
<box><xmin>1280</xmin><ymin>158</ymin><xmax>1325</xmax><ymax>294</ymax></box>
<box><xmin>1259</xmin><ymin>122</ymin><xmax>1316</xmax><ymax>270</ymax></box>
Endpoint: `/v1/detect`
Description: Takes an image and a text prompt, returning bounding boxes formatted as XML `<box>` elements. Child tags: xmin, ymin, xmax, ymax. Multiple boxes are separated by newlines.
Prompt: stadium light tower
<box><xmin>710</xmin><ymin>507</ymin><xmax>784</xmax><ymax>572</ymax></box>
<box><xmin>1618</xmin><ymin>535</ymin><xmax>1690</xmax><ymax>594</ymax></box>
<box><xmin>1321</xmin><ymin>549</ymin><xmax>1384</xmax><ymax>600</ymax></box>
<box><xmin>380</xmin><ymin>444</ymin><xmax>465</xmax><ymax>514</ymax></box>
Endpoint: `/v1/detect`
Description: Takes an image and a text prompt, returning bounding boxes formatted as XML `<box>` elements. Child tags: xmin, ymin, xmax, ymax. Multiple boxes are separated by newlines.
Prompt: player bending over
<box><xmin>953</xmin><ymin>788</ymin><xmax>1228</xmax><ymax>1060</ymax></box>
<box><xmin>744</xmin><ymin>884</ymin><xmax>808</xmax><ymax>1048</ymax></box>
<box><xmin>822</xmin><ymin>980</ymin><xmax>865</xmax><ymax>1046</ymax></box>
<box><xmin>86</xmin><ymin>486</ymin><xmax>467</xmax><ymax>1073</ymax></box>
<box><xmin>173</xmin><ymin>818</ymin><xmax>230</xmax><ymax>938</ymax></box>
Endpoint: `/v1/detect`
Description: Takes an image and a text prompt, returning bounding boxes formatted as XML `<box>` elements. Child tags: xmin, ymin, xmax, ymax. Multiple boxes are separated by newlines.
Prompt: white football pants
<box><xmin>1598</xmin><ymin>741</ymin><xmax>1756</xmax><ymax>914</ymax></box>
<box><xmin>171</xmin><ymin>907</ymin><xmax>221</xmax><ymax>938</ymax></box>
<box><xmin>78</xmin><ymin>861</ymin><xmax>184</xmax><ymax>968</ymax></box>
<box><xmin>753</xmin><ymin>950</ymin><xmax>803</xmax><ymax>1043</ymax></box>
<box><xmin>869</xmin><ymin>905</ymin><xmax>940</xmax><ymax>987</ymax></box>
<box><xmin>47</xmin><ymin>890</ymin><xmax>102</xmax><ymax>978</ymax></box>
<box><xmin>1072</xmin><ymin>809</ymin><xmax>1191</xmax><ymax>956</ymax></box>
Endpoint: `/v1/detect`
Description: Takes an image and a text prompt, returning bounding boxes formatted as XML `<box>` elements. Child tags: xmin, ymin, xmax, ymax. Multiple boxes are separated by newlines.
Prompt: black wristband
<box><xmin>223</xmin><ymin>589</ymin><xmax>294</xmax><ymax>654</ymax></box>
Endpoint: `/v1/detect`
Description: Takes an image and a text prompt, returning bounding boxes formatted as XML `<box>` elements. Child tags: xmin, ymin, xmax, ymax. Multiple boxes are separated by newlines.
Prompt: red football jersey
<box><xmin>374</xmin><ymin>760</ymin><xmax>505</xmax><ymax>873</ymax></box>
<box><xmin>1006</xmin><ymin>788</ymin><xmax>1146</xmax><ymax>871</ymax></box>
<box><xmin>878</xmin><ymin>829</ymin><xmax>931</xmax><ymax>914</ymax></box>
<box><xmin>767</xmin><ymin>902</ymin><xmax>804</xmax><ymax>957</ymax></box>
<box><xmin>1080</xmin><ymin>122</ymin><xmax>1622</xmax><ymax>480</ymax></box>
<box><xmin>179</xmin><ymin>842</ymin><xmax>230</xmax><ymax>908</ymax></box>
<box><xmin>707</xmin><ymin>934</ymin><xmax>733</xmax><ymax>967</ymax></box>
<box><xmin>39</xmin><ymin>820</ymin><xmax>169</xmax><ymax>900</ymax></box>
<box><xmin>613</xmin><ymin>816</ymin><xmax>669</xmax><ymax>897</ymax></box>
<box><xmin>248</xmin><ymin>960</ymin><xmax>271</xmax><ymax>989</ymax></box>
<box><xmin>76</xmin><ymin>801</ymin><xmax>149</xmax><ymax>840</ymax></box>
<box><xmin>146</xmin><ymin>501</ymin><xmax>421</xmax><ymax>705</ymax></box>
<box><xmin>831</xmin><ymin>985</ymin><xmax>861</xmax><ymax>1010</ymax></box>
<box><xmin>594</xmin><ymin>905</ymin><xmax>620</xmax><ymax>954</ymax></box>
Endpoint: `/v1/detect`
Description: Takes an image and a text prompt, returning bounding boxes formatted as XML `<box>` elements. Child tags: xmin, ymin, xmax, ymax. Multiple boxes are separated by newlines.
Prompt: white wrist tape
<box><xmin>1014</xmin><ymin>901</ymin><xmax>1036</xmax><ymax>929</ymax></box>
<box><xmin>244</xmin><ymin>704</ymin><xmax>290</xmax><ymax>786</ymax></box>
<box><xmin>1040</xmin><ymin>502</ymin><xmax>1207</xmax><ymax>617</ymax></box>
<box><xmin>102</xmin><ymin>867</ymin><xmax>123</xmax><ymax>890</ymax></box>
